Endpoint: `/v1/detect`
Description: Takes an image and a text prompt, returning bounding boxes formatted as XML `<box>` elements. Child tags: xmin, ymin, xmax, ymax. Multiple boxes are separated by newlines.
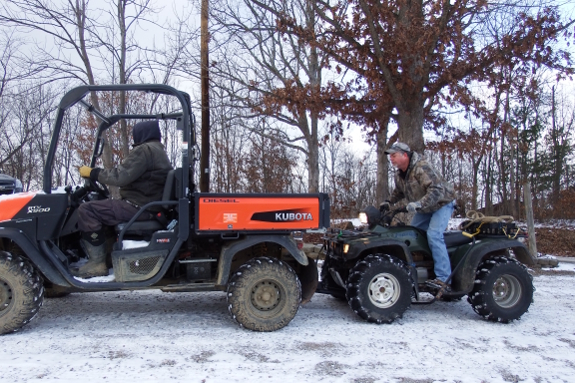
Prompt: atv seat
<box><xmin>443</xmin><ymin>231</ymin><xmax>473</xmax><ymax>248</ymax></box>
<box><xmin>115</xmin><ymin>169</ymin><xmax>177</xmax><ymax>237</ymax></box>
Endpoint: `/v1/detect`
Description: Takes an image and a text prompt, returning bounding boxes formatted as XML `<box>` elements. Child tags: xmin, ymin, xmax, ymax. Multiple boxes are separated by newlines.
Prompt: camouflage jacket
<box><xmin>388</xmin><ymin>152</ymin><xmax>455</xmax><ymax>214</ymax></box>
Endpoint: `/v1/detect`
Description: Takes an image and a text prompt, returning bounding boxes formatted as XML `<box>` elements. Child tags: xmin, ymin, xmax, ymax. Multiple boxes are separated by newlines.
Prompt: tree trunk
<box><xmin>396</xmin><ymin>102</ymin><xmax>425</xmax><ymax>153</ymax></box>
<box><xmin>376</xmin><ymin>113</ymin><xmax>390</xmax><ymax>203</ymax></box>
<box><xmin>118</xmin><ymin>0</ymin><xmax>129</xmax><ymax>157</ymax></box>
<box><xmin>200</xmin><ymin>0</ymin><xmax>210</xmax><ymax>192</ymax></box>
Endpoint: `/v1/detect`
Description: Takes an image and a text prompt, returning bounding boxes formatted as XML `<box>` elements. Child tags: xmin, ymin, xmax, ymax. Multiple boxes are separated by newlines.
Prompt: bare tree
<box><xmin>208</xmin><ymin>0</ymin><xmax>330</xmax><ymax>193</ymax></box>
<box><xmin>0</xmin><ymin>0</ymin><xmax>165</xmax><ymax>175</ymax></box>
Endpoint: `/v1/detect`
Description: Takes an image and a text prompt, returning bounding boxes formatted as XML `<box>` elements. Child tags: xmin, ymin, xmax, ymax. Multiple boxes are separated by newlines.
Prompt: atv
<box><xmin>0</xmin><ymin>84</ymin><xmax>329</xmax><ymax>334</ymax></box>
<box><xmin>318</xmin><ymin>205</ymin><xmax>535</xmax><ymax>324</ymax></box>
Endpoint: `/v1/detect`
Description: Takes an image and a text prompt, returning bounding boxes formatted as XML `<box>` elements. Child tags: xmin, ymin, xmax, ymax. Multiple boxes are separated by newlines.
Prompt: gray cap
<box><xmin>384</xmin><ymin>142</ymin><xmax>411</xmax><ymax>154</ymax></box>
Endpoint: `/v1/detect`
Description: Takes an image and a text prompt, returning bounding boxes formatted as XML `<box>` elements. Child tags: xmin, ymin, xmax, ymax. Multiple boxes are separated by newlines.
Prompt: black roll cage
<box><xmin>43</xmin><ymin>84</ymin><xmax>196</xmax><ymax>198</ymax></box>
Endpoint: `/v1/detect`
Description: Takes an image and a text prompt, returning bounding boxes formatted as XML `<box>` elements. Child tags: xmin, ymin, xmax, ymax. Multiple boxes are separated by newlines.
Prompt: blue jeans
<box><xmin>410</xmin><ymin>201</ymin><xmax>454</xmax><ymax>282</ymax></box>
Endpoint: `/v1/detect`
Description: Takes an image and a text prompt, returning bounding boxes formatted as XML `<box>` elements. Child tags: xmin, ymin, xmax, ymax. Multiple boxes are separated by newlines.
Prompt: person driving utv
<box><xmin>73</xmin><ymin>120</ymin><xmax>173</xmax><ymax>278</ymax></box>
<box><xmin>381</xmin><ymin>142</ymin><xmax>455</xmax><ymax>288</ymax></box>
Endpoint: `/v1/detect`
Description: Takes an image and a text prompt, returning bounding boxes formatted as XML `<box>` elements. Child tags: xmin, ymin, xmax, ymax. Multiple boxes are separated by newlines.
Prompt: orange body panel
<box><xmin>0</xmin><ymin>192</ymin><xmax>36</xmax><ymax>222</ymax></box>
<box><xmin>198</xmin><ymin>196</ymin><xmax>322</xmax><ymax>231</ymax></box>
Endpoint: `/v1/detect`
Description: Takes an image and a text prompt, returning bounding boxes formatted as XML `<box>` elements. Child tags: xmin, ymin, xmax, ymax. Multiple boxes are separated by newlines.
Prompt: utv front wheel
<box><xmin>346</xmin><ymin>254</ymin><xmax>412</xmax><ymax>324</ymax></box>
<box><xmin>0</xmin><ymin>251</ymin><xmax>44</xmax><ymax>334</ymax></box>
<box><xmin>227</xmin><ymin>257</ymin><xmax>301</xmax><ymax>332</ymax></box>
<box><xmin>467</xmin><ymin>257</ymin><xmax>533</xmax><ymax>323</ymax></box>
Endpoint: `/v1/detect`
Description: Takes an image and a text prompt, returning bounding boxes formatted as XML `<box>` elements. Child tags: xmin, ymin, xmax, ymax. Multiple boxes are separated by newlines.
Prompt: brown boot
<box><xmin>71</xmin><ymin>231</ymin><xmax>109</xmax><ymax>278</ymax></box>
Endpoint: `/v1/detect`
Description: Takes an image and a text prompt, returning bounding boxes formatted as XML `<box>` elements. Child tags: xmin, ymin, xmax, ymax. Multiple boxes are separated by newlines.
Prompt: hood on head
<box><xmin>132</xmin><ymin>120</ymin><xmax>161</xmax><ymax>146</ymax></box>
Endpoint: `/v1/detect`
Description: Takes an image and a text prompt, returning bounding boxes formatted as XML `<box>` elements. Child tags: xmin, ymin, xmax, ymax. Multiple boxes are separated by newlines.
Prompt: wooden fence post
<box><xmin>523</xmin><ymin>182</ymin><xmax>538</xmax><ymax>258</ymax></box>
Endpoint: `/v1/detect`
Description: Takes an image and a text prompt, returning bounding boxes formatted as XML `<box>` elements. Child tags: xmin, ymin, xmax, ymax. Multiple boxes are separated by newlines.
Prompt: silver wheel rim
<box><xmin>492</xmin><ymin>274</ymin><xmax>522</xmax><ymax>308</ymax></box>
<box><xmin>368</xmin><ymin>273</ymin><xmax>401</xmax><ymax>309</ymax></box>
<box><xmin>0</xmin><ymin>278</ymin><xmax>13</xmax><ymax>314</ymax></box>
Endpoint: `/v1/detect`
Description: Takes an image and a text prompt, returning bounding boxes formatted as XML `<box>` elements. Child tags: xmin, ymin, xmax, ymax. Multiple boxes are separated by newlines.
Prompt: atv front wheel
<box><xmin>0</xmin><ymin>251</ymin><xmax>44</xmax><ymax>334</ymax></box>
<box><xmin>346</xmin><ymin>254</ymin><xmax>412</xmax><ymax>324</ymax></box>
<box><xmin>227</xmin><ymin>257</ymin><xmax>301</xmax><ymax>332</ymax></box>
<box><xmin>467</xmin><ymin>257</ymin><xmax>533</xmax><ymax>323</ymax></box>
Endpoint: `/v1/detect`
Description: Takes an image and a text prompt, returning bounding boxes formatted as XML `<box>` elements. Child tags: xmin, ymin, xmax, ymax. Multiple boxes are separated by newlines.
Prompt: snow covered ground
<box><xmin>2</xmin><ymin>264</ymin><xmax>575</xmax><ymax>383</ymax></box>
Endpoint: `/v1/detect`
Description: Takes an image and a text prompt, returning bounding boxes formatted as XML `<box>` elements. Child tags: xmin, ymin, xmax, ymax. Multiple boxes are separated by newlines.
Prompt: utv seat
<box><xmin>115</xmin><ymin>168</ymin><xmax>177</xmax><ymax>238</ymax></box>
<box><xmin>443</xmin><ymin>231</ymin><xmax>474</xmax><ymax>248</ymax></box>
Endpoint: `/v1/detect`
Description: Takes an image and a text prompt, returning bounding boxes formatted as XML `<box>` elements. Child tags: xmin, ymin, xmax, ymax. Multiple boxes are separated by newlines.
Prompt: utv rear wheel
<box><xmin>347</xmin><ymin>254</ymin><xmax>412</xmax><ymax>324</ymax></box>
<box><xmin>467</xmin><ymin>257</ymin><xmax>533</xmax><ymax>323</ymax></box>
<box><xmin>0</xmin><ymin>251</ymin><xmax>44</xmax><ymax>334</ymax></box>
<box><xmin>227</xmin><ymin>257</ymin><xmax>301</xmax><ymax>332</ymax></box>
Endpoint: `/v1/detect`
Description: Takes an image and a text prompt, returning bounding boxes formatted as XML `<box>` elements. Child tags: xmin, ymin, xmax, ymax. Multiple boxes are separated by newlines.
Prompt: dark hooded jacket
<box><xmin>388</xmin><ymin>152</ymin><xmax>455</xmax><ymax>214</ymax></box>
<box><xmin>92</xmin><ymin>121</ymin><xmax>173</xmax><ymax>210</ymax></box>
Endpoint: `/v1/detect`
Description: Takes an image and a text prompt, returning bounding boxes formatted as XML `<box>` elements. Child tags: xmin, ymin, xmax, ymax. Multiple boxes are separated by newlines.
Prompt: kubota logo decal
<box><xmin>251</xmin><ymin>210</ymin><xmax>313</xmax><ymax>222</ymax></box>
<box><xmin>27</xmin><ymin>206</ymin><xmax>50</xmax><ymax>214</ymax></box>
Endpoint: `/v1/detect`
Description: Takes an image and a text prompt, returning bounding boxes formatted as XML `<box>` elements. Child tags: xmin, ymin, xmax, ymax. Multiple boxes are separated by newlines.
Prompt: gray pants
<box><xmin>77</xmin><ymin>199</ymin><xmax>154</xmax><ymax>232</ymax></box>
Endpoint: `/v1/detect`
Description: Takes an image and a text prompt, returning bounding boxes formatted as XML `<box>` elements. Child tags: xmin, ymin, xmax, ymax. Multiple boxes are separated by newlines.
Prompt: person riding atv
<box><xmin>318</xmin><ymin>203</ymin><xmax>536</xmax><ymax>325</ymax></box>
<box><xmin>381</xmin><ymin>142</ymin><xmax>455</xmax><ymax>290</ymax></box>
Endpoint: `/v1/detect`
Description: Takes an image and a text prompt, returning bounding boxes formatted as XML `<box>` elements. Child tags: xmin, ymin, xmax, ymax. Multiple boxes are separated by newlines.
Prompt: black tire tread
<box><xmin>346</xmin><ymin>254</ymin><xmax>412</xmax><ymax>324</ymax></box>
<box><xmin>227</xmin><ymin>256</ymin><xmax>301</xmax><ymax>332</ymax></box>
<box><xmin>0</xmin><ymin>251</ymin><xmax>44</xmax><ymax>335</ymax></box>
<box><xmin>467</xmin><ymin>256</ymin><xmax>533</xmax><ymax>323</ymax></box>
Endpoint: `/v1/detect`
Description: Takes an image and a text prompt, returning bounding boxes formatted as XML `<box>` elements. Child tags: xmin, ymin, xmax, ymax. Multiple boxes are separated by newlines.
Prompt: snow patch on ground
<box><xmin>2</xmin><ymin>270</ymin><xmax>575</xmax><ymax>382</ymax></box>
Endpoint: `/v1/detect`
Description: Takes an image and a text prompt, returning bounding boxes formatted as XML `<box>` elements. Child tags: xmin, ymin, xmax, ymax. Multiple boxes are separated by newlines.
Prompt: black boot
<box><xmin>71</xmin><ymin>230</ymin><xmax>109</xmax><ymax>278</ymax></box>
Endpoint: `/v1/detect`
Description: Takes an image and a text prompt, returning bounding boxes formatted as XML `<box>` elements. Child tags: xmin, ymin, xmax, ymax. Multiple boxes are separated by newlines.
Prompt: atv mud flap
<box><xmin>299</xmin><ymin>258</ymin><xmax>318</xmax><ymax>304</ymax></box>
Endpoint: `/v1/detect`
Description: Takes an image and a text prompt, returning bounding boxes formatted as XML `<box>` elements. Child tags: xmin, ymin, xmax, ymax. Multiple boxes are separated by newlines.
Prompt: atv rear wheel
<box><xmin>346</xmin><ymin>254</ymin><xmax>412</xmax><ymax>324</ymax></box>
<box><xmin>0</xmin><ymin>251</ymin><xmax>44</xmax><ymax>334</ymax></box>
<box><xmin>467</xmin><ymin>257</ymin><xmax>533</xmax><ymax>323</ymax></box>
<box><xmin>227</xmin><ymin>257</ymin><xmax>301</xmax><ymax>332</ymax></box>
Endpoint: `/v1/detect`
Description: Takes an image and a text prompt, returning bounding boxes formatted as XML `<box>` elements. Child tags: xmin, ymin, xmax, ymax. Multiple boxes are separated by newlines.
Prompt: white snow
<box><xmin>122</xmin><ymin>240</ymin><xmax>150</xmax><ymax>250</ymax></box>
<box><xmin>2</xmin><ymin>264</ymin><xmax>575</xmax><ymax>382</ymax></box>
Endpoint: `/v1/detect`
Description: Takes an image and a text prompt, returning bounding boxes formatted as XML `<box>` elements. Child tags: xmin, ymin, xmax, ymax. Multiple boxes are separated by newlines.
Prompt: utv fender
<box><xmin>453</xmin><ymin>239</ymin><xmax>535</xmax><ymax>292</ymax></box>
<box><xmin>0</xmin><ymin>227</ymin><xmax>71</xmax><ymax>288</ymax></box>
<box><xmin>216</xmin><ymin>235</ymin><xmax>308</xmax><ymax>286</ymax></box>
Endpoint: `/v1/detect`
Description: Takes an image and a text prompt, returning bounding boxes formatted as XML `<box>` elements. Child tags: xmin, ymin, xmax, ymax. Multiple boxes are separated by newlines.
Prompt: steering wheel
<box><xmin>84</xmin><ymin>178</ymin><xmax>110</xmax><ymax>199</ymax></box>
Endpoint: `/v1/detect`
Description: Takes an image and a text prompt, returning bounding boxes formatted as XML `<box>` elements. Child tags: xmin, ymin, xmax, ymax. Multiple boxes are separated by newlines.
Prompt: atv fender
<box><xmin>452</xmin><ymin>239</ymin><xmax>535</xmax><ymax>292</ymax></box>
<box><xmin>0</xmin><ymin>227</ymin><xmax>71</xmax><ymax>287</ymax></box>
<box><xmin>344</xmin><ymin>238</ymin><xmax>415</xmax><ymax>265</ymax></box>
<box><xmin>216</xmin><ymin>234</ymin><xmax>308</xmax><ymax>286</ymax></box>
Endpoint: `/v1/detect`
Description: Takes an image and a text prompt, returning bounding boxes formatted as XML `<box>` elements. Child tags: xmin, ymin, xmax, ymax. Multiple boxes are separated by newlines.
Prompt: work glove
<box><xmin>379</xmin><ymin>200</ymin><xmax>391</xmax><ymax>212</ymax></box>
<box><xmin>406</xmin><ymin>201</ymin><xmax>422</xmax><ymax>213</ymax></box>
<box><xmin>79</xmin><ymin>166</ymin><xmax>93</xmax><ymax>178</ymax></box>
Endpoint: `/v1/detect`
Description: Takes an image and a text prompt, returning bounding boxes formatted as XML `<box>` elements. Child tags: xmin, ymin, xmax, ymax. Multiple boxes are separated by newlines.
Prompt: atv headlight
<box><xmin>343</xmin><ymin>244</ymin><xmax>350</xmax><ymax>254</ymax></box>
<box><xmin>360</xmin><ymin>206</ymin><xmax>380</xmax><ymax>227</ymax></box>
